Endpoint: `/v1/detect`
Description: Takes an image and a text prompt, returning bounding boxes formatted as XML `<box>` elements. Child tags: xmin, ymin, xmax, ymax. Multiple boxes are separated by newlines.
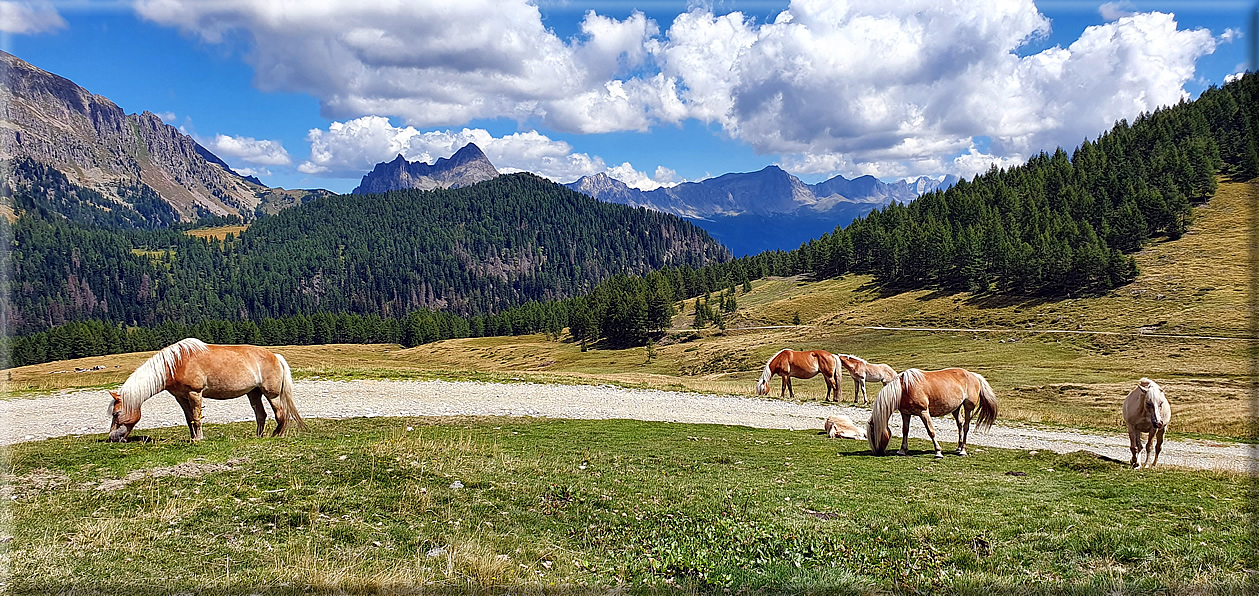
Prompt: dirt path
<box><xmin>3</xmin><ymin>379</ymin><xmax>1253</xmax><ymax>474</ymax></box>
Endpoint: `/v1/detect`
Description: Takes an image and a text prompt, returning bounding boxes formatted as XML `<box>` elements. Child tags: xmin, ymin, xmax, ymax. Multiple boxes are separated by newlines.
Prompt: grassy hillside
<box><xmin>8</xmin><ymin>181</ymin><xmax>1255</xmax><ymax>438</ymax></box>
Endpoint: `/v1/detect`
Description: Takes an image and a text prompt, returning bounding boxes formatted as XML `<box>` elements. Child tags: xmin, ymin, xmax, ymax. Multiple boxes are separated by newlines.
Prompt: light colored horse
<box><xmin>867</xmin><ymin>368</ymin><xmax>998</xmax><ymax>458</ymax></box>
<box><xmin>836</xmin><ymin>354</ymin><xmax>897</xmax><ymax>405</ymax></box>
<box><xmin>107</xmin><ymin>338</ymin><xmax>304</xmax><ymax>442</ymax></box>
<box><xmin>824</xmin><ymin>415</ymin><xmax>867</xmax><ymax>440</ymax></box>
<box><xmin>1122</xmin><ymin>378</ymin><xmax>1171</xmax><ymax>469</ymax></box>
<box><xmin>755</xmin><ymin>349</ymin><xmax>841</xmax><ymax>400</ymax></box>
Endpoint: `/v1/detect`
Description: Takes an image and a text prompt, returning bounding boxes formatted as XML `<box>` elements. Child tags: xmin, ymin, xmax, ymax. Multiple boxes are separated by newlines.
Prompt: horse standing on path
<box><xmin>1123</xmin><ymin>378</ymin><xmax>1171</xmax><ymax>469</ymax></box>
<box><xmin>107</xmin><ymin>338</ymin><xmax>304</xmax><ymax>442</ymax></box>
<box><xmin>867</xmin><ymin>368</ymin><xmax>998</xmax><ymax>458</ymax></box>
<box><xmin>835</xmin><ymin>354</ymin><xmax>897</xmax><ymax>406</ymax></box>
<box><xmin>755</xmin><ymin>349</ymin><xmax>841</xmax><ymax>401</ymax></box>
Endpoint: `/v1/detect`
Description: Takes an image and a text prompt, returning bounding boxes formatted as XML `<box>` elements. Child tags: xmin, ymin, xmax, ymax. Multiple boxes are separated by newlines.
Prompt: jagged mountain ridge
<box><xmin>565</xmin><ymin>168</ymin><xmax>958</xmax><ymax>220</ymax></box>
<box><xmin>564</xmin><ymin>166</ymin><xmax>958</xmax><ymax>255</ymax></box>
<box><xmin>0</xmin><ymin>51</ymin><xmax>261</xmax><ymax>220</ymax></box>
<box><xmin>352</xmin><ymin>143</ymin><xmax>500</xmax><ymax>194</ymax></box>
<box><xmin>0</xmin><ymin>51</ymin><xmax>328</xmax><ymax>224</ymax></box>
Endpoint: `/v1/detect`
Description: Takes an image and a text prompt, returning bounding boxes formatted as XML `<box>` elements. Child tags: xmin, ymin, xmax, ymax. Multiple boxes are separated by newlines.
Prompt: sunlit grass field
<box><xmin>3</xmin><ymin>417</ymin><xmax>1253</xmax><ymax>594</ymax></box>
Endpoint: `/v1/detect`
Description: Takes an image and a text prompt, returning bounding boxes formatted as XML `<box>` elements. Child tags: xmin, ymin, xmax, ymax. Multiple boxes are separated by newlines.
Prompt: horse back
<box><xmin>171</xmin><ymin>344</ymin><xmax>285</xmax><ymax>399</ymax></box>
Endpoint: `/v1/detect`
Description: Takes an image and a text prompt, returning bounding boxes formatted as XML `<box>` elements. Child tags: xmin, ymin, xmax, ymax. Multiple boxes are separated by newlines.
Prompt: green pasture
<box><xmin>2</xmin><ymin>418</ymin><xmax>1253</xmax><ymax>594</ymax></box>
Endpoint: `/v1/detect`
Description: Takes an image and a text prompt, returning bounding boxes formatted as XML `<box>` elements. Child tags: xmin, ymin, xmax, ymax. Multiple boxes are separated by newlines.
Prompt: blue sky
<box><xmin>1</xmin><ymin>1</ymin><xmax>1253</xmax><ymax>194</ymax></box>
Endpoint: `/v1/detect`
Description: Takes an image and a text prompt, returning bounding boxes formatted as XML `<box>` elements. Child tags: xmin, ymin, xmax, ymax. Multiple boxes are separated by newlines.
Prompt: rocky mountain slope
<box><xmin>352</xmin><ymin>143</ymin><xmax>500</xmax><ymax>194</ymax></box>
<box><xmin>0</xmin><ymin>51</ymin><xmax>271</xmax><ymax>221</ymax></box>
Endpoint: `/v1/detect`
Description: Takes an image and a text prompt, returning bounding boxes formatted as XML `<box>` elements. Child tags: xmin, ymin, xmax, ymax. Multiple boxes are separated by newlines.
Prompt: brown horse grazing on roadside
<box><xmin>823</xmin><ymin>415</ymin><xmax>867</xmax><ymax>440</ymax></box>
<box><xmin>107</xmin><ymin>338</ymin><xmax>303</xmax><ymax>442</ymax></box>
<box><xmin>755</xmin><ymin>349</ymin><xmax>841</xmax><ymax>401</ymax></box>
<box><xmin>835</xmin><ymin>354</ymin><xmax>897</xmax><ymax>406</ymax></box>
<box><xmin>1123</xmin><ymin>378</ymin><xmax>1171</xmax><ymax>469</ymax></box>
<box><xmin>867</xmin><ymin>368</ymin><xmax>998</xmax><ymax>458</ymax></box>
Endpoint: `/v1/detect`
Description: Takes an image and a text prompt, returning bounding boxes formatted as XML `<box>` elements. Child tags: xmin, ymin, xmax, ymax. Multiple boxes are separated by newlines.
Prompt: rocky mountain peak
<box><xmin>352</xmin><ymin>143</ymin><xmax>500</xmax><ymax>195</ymax></box>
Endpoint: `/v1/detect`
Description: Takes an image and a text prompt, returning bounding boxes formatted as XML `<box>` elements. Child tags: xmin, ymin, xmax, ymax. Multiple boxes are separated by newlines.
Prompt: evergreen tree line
<box><xmin>5</xmin><ymin>172</ymin><xmax>729</xmax><ymax>336</ymax></box>
<box><xmin>6</xmin><ymin>252</ymin><xmax>790</xmax><ymax>366</ymax></box>
<box><xmin>792</xmin><ymin>75</ymin><xmax>1258</xmax><ymax>295</ymax></box>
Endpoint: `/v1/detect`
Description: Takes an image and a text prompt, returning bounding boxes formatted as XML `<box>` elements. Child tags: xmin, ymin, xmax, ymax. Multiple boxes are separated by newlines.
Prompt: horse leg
<box><xmin>786</xmin><ymin>377</ymin><xmax>795</xmax><ymax>400</ymax></box>
<box><xmin>1151</xmin><ymin>428</ymin><xmax>1165</xmax><ymax>468</ymax></box>
<box><xmin>780</xmin><ymin>376</ymin><xmax>788</xmax><ymax>398</ymax></box>
<box><xmin>897</xmin><ymin>412</ymin><xmax>911</xmax><ymax>456</ymax></box>
<box><xmin>187</xmin><ymin>391</ymin><xmax>205</xmax><ymax>441</ymax></box>
<box><xmin>173</xmin><ymin>394</ymin><xmax>196</xmax><ymax>440</ymax></box>
<box><xmin>918</xmin><ymin>412</ymin><xmax>943</xmax><ymax>459</ymax></box>
<box><xmin>1142</xmin><ymin>431</ymin><xmax>1156</xmax><ymax>469</ymax></box>
<box><xmin>248</xmin><ymin>390</ymin><xmax>268</xmax><ymax>438</ymax></box>
<box><xmin>953</xmin><ymin>409</ymin><xmax>966</xmax><ymax>456</ymax></box>
<box><xmin>1127</xmin><ymin>428</ymin><xmax>1142</xmax><ymax>469</ymax></box>
<box><xmin>853</xmin><ymin>377</ymin><xmax>862</xmax><ymax>405</ymax></box>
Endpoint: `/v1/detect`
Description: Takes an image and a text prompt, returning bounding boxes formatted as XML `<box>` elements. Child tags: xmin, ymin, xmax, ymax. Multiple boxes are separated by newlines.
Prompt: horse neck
<box><xmin>118</xmin><ymin>340</ymin><xmax>203</xmax><ymax>410</ymax></box>
<box><xmin>761</xmin><ymin>350</ymin><xmax>788</xmax><ymax>383</ymax></box>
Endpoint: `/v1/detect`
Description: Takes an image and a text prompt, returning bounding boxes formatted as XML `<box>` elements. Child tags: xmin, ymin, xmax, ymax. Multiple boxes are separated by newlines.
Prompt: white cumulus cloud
<box><xmin>137</xmin><ymin>0</ymin><xmax>1227</xmax><ymax>182</ymax></box>
<box><xmin>203</xmin><ymin>134</ymin><xmax>293</xmax><ymax>166</ymax></box>
<box><xmin>0</xmin><ymin>0</ymin><xmax>64</xmax><ymax>34</ymax></box>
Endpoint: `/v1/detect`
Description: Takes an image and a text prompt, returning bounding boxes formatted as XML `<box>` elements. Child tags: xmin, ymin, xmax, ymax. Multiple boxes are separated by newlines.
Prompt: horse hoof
<box><xmin>896</xmin><ymin>450</ymin><xmax>908</xmax><ymax>456</ymax></box>
<box><xmin>934</xmin><ymin>452</ymin><xmax>943</xmax><ymax>459</ymax></box>
<box><xmin>956</xmin><ymin>450</ymin><xmax>968</xmax><ymax>457</ymax></box>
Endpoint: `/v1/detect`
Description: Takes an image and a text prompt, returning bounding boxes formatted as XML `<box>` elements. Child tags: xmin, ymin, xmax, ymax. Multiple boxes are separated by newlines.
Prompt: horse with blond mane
<box><xmin>835</xmin><ymin>354</ymin><xmax>897</xmax><ymax>405</ymax></box>
<box><xmin>867</xmin><ymin>368</ymin><xmax>997</xmax><ymax>458</ymax></box>
<box><xmin>107</xmin><ymin>338</ymin><xmax>303</xmax><ymax>442</ymax></box>
<box><xmin>755</xmin><ymin>349</ymin><xmax>841</xmax><ymax>401</ymax></box>
<box><xmin>1123</xmin><ymin>378</ymin><xmax>1171</xmax><ymax>469</ymax></box>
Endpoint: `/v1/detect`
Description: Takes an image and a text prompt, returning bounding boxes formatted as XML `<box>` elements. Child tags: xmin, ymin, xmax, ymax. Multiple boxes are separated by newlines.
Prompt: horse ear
<box><xmin>109</xmin><ymin>390</ymin><xmax>121</xmax><ymax>402</ymax></box>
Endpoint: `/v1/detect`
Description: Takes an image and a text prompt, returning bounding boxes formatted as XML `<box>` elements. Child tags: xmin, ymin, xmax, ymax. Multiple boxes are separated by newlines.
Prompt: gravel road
<box><xmin>3</xmin><ymin>379</ymin><xmax>1254</xmax><ymax>474</ymax></box>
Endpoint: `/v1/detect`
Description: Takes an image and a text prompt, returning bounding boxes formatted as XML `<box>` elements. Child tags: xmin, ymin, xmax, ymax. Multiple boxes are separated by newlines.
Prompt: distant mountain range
<box><xmin>565</xmin><ymin>167</ymin><xmax>957</xmax><ymax>255</ymax></box>
<box><xmin>352</xmin><ymin>143</ymin><xmax>500</xmax><ymax>194</ymax></box>
<box><xmin>0</xmin><ymin>51</ymin><xmax>327</xmax><ymax>225</ymax></box>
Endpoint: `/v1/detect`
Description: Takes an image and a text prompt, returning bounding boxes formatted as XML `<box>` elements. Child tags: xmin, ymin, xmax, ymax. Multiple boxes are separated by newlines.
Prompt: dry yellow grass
<box><xmin>184</xmin><ymin>224</ymin><xmax>249</xmax><ymax>241</ymax></box>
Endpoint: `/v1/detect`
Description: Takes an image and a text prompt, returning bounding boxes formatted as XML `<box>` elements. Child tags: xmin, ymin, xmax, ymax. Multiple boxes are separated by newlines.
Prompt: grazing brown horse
<box><xmin>107</xmin><ymin>338</ymin><xmax>304</xmax><ymax>442</ymax></box>
<box><xmin>835</xmin><ymin>354</ymin><xmax>898</xmax><ymax>406</ymax></box>
<box><xmin>823</xmin><ymin>415</ymin><xmax>867</xmax><ymax>440</ymax></box>
<box><xmin>867</xmin><ymin>368</ymin><xmax>998</xmax><ymax>458</ymax></box>
<box><xmin>755</xmin><ymin>349</ymin><xmax>841</xmax><ymax>400</ymax></box>
<box><xmin>1122</xmin><ymin>378</ymin><xmax>1171</xmax><ymax>469</ymax></box>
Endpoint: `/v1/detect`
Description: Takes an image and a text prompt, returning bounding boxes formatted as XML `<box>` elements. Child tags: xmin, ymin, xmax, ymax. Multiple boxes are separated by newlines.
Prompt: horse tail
<box><xmin>974</xmin><ymin>372</ymin><xmax>998</xmax><ymax>431</ymax></box>
<box><xmin>831</xmin><ymin>353</ymin><xmax>843</xmax><ymax>393</ymax></box>
<box><xmin>275</xmin><ymin>353</ymin><xmax>305</xmax><ymax>433</ymax></box>
<box><xmin>867</xmin><ymin>372</ymin><xmax>903</xmax><ymax>455</ymax></box>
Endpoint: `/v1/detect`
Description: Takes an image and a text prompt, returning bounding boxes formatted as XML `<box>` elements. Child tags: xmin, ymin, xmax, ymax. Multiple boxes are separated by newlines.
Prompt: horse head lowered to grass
<box><xmin>755</xmin><ymin>349</ymin><xmax>841</xmax><ymax>401</ymax></box>
<box><xmin>107</xmin><ymin>338</ymin><xmax>304</xmax><ymax>442</ymax></box>
<box><xmin>1122</xmin><ymin>378</ymin><xmax>1171</xmax><ymax>469</ymax></box>
<box><xmin>867</xmin><ymin>367</ymin><xmax>998</xmax><ymax>458</ymax></box>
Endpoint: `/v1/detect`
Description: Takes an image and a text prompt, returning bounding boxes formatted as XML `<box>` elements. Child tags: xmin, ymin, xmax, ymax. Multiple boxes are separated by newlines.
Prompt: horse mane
<box><xmin>758</xmin><ymin>349</ymin><xmax>790</xmax><ymax>388</ymax></box>
<box><xmin>899</xmin><ymin>368</ymin><xmax>925</xmax><ymax>389</ymax></box>
<box><xmin>117</xmin><ymin>338</ymin><xmax>209</xmax><ymax>410</ymax></box>
<box><xmin>867</xmin><ymin>370</ymin><xmax>908</xmax><ymax>454</ymax></box>
<box><xmin>837</xmin><ymin>353</ymin><xmax>867</xmax><ymax>364</ymax></box>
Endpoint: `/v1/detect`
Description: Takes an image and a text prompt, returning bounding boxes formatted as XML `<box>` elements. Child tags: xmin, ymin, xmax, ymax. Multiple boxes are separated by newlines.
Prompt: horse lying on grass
<box><xmin>867</xmin><ymin>368</ymin><xmax>998</xmax><ymax>458</ymax></box>
<box><xmin>1123</xmin><ymin>378</ymin><xmax>1171</xmax><ymax>469</ymax></box>
<box><xmin>823</xmin><ymin>415</ymin><xmax>867</xmax><ymax>440</ymax></box>
<box><xmin>108</xmin><ymin>338</ymin><xmax>303</xmax><ymax>442</ymax></box>
<box><xmin>835</xmin><ymin>354</ymin><xmax>897</xmax><ymax>406</ymax></box>
<box><xmin>755</xmin><ymin>349</ymin><xmax>841</xmax><ymax>401</ymax></box>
